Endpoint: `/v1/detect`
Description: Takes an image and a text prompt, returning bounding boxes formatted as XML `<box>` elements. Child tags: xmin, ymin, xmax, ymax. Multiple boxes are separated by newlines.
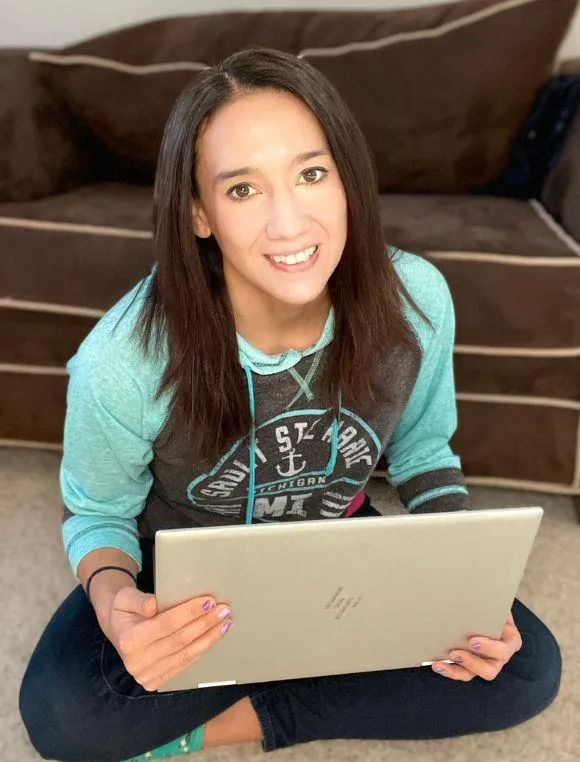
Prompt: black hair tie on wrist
<box><xmin>85</xmin><ymin>565</ymin><xmax>138</xmax><ymax>605</ymax></box>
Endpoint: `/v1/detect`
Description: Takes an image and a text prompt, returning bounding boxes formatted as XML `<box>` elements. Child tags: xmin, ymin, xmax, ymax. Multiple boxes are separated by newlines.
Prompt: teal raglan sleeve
<box><xmin>60</xmin><ymin>285</ymin><xmax>169</xmax><ymax>577</ymax></box>
<box><xmin>385</xmin><ymin>253</ymin><xmax>471</xmax><ymax>513</ymax></box>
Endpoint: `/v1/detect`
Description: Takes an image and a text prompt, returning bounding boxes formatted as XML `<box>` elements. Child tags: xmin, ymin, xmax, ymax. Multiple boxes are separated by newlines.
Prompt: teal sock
<box><xmin>123</xmin><ymin>725</ymin><xmax>205</xmax><ymax>760</ymax></box>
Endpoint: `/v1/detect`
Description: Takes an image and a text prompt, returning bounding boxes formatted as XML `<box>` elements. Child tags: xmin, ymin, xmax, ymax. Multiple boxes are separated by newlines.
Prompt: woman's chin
<box><xmin>268</xmin><ymin>284</ymin><xmax>328</xmax><ymax>308</ymax></box>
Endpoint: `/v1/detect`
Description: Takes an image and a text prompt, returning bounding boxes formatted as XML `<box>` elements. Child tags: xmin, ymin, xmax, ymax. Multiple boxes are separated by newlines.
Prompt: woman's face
<box><xmin>192</xmin><ymin>90</ymin><xmax>348</xmax><ymax>312</ymax></box>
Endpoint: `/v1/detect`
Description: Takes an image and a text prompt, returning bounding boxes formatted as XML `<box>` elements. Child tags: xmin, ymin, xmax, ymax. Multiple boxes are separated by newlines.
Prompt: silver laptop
<box><xmin>154</xmin><ymin>506</ymin><xmax>542</xmax><ymax>692</ymax></box>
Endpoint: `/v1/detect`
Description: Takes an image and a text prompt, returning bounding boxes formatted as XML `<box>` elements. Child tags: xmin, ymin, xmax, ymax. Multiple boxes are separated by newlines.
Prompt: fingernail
<box><xmin>471</xmin><ymin>641</ymin><xmax>481</xmax><ymax>650</ymax></box>
<box><xmin>434</xmin><ymin>666</ymin><xmax>446</xmax><ymax>674</ymax></box>
<box><xmin>221</xmin><ymin>619</ymin><xmax>234</xmax><ymax>635</ymax></box>
<box><xmin>453</xmin><ymin>656</ymin><xmax>463</xmax><ymax>664</ymax></box>
<box><xmin>202</xmin><ymin>599</ymin><xmax>214</xmax><ymax>612</ymax></box>
<box><xmin>217</xmin><ymin>607</ymin><xmax>231</xmax><ymax>621</ymax></box>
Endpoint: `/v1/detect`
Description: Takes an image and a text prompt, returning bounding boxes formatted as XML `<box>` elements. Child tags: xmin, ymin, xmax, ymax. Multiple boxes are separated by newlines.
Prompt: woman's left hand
<box><xmin>432</xmin><ymin>613</ymin><xmax>523</xmax><ymax>682</ymax></box>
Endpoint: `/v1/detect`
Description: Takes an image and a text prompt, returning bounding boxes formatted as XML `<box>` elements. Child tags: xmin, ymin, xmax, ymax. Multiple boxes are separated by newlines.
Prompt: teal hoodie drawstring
<box><xmin>324</xmin><ymin>391</ymin><xmax>341</xmax><ymax>477</ymax></box>
<box><xmin>242</xmin><ymin>365</ymin><xmax>341</xmax><ymax>525</ymax></box>
<box><xmin>243</xmin><ymin>365</ymin><xmax>257</xmax><ymax>526</ymax></box>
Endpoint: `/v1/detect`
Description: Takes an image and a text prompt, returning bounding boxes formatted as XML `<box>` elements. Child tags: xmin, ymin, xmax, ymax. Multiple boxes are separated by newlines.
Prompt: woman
<box><xmin>19</xmin><ymin>48</ymin><xmax>561</xmax><ymax>762</ymax></box>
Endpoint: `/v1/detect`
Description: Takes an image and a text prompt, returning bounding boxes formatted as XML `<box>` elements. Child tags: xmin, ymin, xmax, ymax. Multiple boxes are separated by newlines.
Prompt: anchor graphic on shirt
<box><xmin>276</xmin><ymin>448</ymin><xmax>306</xmax><ymax>477</ymax></box>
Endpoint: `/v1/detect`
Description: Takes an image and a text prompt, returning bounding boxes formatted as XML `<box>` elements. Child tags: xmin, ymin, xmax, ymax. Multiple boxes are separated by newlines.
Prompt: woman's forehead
<box><xmin>198</xmin><ymin>91</ymin><xmax>328</xmax><ymax>171</ymax></box>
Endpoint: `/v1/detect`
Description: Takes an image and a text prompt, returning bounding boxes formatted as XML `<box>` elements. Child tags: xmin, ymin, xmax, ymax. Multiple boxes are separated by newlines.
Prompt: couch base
<box><xmin>2</xmin><ymin>188</ymin><xmax>579</xmax><ymax>502</ymax></box>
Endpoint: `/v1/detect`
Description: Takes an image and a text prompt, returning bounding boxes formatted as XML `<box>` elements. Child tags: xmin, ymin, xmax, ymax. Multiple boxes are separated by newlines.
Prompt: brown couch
<box><xmin>1</xmin><ymin>0</ymin><xmax>579</xmax><ymax>515</ymax></box>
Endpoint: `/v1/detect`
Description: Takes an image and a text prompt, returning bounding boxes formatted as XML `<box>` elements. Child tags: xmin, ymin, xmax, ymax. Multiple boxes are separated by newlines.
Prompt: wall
<box><xmin>2</xmin><ymin>0</ymin><xmax>579</xmax><ymax>59</ymax></box>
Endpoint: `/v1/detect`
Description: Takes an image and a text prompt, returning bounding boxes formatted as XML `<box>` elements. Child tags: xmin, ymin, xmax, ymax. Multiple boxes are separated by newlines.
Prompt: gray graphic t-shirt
<box><xmin>141</xmin><ymin>340</ymin><xmax>413</xmax><ymax>536</ymax></box>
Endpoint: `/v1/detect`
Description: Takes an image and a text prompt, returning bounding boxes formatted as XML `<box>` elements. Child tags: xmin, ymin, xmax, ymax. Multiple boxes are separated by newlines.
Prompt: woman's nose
<box><xmin>265</xmin><ymin>190</ymin><xmax>310</xmax><ymax>240</ymax></box>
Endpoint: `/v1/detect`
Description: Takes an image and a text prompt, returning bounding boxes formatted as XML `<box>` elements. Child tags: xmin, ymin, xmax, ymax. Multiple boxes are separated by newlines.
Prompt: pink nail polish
<box><xmin>202</xmin><ymin>599</ymin><xmax>214</xmax><ymax>612</ymax></box>
<box><xmin>471</xmin><ymin>641</ymin><xmax>481</xmax><ymax>650</ymax></box>
<box><xmin>221</xmin><ymin>619</ymin><xmax>234</xmax><ymax>635</ymax></box>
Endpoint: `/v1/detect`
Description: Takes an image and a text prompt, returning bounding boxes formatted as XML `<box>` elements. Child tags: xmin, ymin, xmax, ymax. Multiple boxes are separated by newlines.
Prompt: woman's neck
<box><xmin>232</xmin><ymin>290</ymin><xmax>332</xmax><ymax>356</ymax></box>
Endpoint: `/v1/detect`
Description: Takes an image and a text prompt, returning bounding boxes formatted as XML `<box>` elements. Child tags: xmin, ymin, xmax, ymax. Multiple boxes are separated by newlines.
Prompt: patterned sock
<box><xmin>123</xmin><ymin>725</ymin><xmax>205</xmax><ymax>760</ymax></box>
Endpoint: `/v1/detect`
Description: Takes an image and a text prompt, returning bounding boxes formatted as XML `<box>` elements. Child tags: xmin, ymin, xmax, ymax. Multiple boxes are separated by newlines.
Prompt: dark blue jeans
<box><xmin>19</xmin><ymin>507</ymin><xmax>562</xmax><ymax>761</ymax></box>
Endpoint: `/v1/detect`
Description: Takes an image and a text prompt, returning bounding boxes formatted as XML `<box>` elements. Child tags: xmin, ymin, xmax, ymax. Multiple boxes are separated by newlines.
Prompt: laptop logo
<box><xmin>325</xmin><ymin>586</ymin><xmax>364</xmax><ymax>620</ymax></box>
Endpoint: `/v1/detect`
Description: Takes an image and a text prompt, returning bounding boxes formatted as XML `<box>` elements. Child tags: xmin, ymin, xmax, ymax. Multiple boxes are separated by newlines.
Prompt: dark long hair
<box><xmin>133</xmin><ymin>47</ymin><xmax>427</xmax><ymax>462</ymax></box>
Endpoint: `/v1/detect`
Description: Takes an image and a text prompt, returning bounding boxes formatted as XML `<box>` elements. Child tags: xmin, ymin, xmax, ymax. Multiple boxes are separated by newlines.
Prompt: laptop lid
<box><xmin>154</xmin><ymin>506</ymin><xmax>542</xmax><ymax>691</ymax></box>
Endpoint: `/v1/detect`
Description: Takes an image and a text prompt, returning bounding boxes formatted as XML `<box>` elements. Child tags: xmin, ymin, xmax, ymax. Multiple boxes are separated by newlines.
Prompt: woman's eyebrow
<box><xmin>213</xmin><ymin>149</ymin><xmax>331</xmax><ymax>186</ymax></box>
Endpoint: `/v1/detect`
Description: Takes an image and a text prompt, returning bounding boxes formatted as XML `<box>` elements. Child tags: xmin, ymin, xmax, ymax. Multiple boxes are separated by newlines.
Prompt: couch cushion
<box><xmin>0</xmin><ymin>51</ymin><xmax>94</xmax><ymax>203</ymax></box>
<box><xmin>380</xmin><ymin>193</ymin><xmax>580</xmax><ymax>351</ymax></box>
<box><xmin>28</xmin><ymin>0</ymin><xmax>577</xmax><ymax>193</ymax></box>
<box><xmin>0</xmin><ymin>182</ymin><xmax>154</xmax><ymax>311</ymax></box>
<box><xmin>380</xmin><ymin>193</ymin><xmax>579</xmax><ymax>257</ymax></box>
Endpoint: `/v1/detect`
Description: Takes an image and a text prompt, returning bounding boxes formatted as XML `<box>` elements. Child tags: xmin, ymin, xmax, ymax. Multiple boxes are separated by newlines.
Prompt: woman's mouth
<box><xmin>266</xmin><ymin>245</ymin><xmax>319</xmax><ymax>273</ymax></box>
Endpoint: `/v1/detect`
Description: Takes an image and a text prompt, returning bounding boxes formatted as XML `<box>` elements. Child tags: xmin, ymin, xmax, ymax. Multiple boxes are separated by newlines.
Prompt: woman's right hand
<box><xmin>102</xmin><ymin>587</ymin><xmax>233</xmax><ymax>692</ymax></box>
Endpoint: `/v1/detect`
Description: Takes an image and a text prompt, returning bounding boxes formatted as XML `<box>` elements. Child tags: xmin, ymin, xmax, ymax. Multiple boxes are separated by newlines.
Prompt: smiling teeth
<box><xmin>271</xmin><ymin>245</ymin><xmax>317</xmax><ymax>265</ymax></box>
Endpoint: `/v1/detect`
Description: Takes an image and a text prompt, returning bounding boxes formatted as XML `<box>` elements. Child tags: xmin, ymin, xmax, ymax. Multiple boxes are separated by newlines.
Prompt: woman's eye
<box><xmin>300</xmin><ymin>167</ymin><xmax>329</xmax><ymax>184</ymax></box>
<box><xmin>227</xmin><ymin>168</ymin><xmax>328</xmax><ymax>200</ymax></box>
<box><xmin>227</xmin><ymin>183</ymin><xmax>256</xmax><ymax>202</ymax></box>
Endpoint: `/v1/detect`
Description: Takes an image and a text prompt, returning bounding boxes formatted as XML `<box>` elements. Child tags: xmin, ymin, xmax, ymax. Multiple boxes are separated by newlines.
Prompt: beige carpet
<box><xmin>1</xmin><ymin>447</ymin><xmax>579</xmax><ymax>762</ymax></box>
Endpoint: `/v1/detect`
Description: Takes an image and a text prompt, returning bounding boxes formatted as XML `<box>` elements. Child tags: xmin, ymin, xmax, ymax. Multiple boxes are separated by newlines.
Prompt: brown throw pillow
<box><xmin>29</xmin><ymin>0</ymin><xmax>578</xmax><ymax>193</ymax></box>
<box><xmin>0</xmin><ymin>52</ymin><xmax>93</xmax><ymax>202</ymax></box>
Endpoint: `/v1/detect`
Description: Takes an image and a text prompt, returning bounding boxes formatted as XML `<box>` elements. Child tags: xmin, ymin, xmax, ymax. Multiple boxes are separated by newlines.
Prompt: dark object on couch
<box><xmin>1</xmin><ymin>0</ymin><xmax>579</xmax><ymax>515</ymax></box>
<box><xmin>475</xmin><ymin>74</ymin><xmax>580</xmax><ymax>199</ymax></box>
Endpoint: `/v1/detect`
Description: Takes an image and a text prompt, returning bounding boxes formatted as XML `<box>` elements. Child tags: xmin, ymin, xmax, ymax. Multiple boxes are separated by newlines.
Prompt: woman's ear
<box><xmin>191</xmin><ymin>201</ymin><xmax>212</xmax><ymax>238</ymax></box>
